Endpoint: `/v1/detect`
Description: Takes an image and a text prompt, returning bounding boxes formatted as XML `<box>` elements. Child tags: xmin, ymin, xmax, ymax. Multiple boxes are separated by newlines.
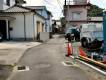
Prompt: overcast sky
<box><xmin>24</xmin><ymin>0</ymin><xmax>106</xmax><ymax>20</ymax></box>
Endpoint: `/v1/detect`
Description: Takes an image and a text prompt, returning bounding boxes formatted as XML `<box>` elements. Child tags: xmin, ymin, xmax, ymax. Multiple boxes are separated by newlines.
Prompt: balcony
<box><xmin>65</xmin><ymin>0</ymin><xmax>90</xmax><ymax>5</ymax></box>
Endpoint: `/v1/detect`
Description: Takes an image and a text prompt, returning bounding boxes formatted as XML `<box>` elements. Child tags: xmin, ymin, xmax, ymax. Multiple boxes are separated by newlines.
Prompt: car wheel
<box><xmin>81</xmin><ymin>39</ymin><xmax>88</xmax><ymax>48</ymax></box>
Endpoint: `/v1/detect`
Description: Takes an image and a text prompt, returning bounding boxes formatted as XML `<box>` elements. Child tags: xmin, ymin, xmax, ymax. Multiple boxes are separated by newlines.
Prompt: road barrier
<box><xmin>78</xmin><ymin>47</ymin><xmax>106</xmax><ymax>69</ymax></box>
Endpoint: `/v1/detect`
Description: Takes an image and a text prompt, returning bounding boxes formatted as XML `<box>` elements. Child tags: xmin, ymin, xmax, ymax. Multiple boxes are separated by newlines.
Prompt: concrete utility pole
<box><xmin>65</xmin><ymin>0</ymin><xmax>66</xmax><ymax>5</ymax></box>
<box><xmin>67</xmin><ymin>0</ymin><xmax>70</xmax><ymax>28</ymax></box>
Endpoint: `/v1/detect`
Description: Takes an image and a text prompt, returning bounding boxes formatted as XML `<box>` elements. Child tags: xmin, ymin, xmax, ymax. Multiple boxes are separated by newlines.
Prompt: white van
<box><xmin>80</xmin><ymin>23</ymin><xmax>103</xmax><ymax>49</ymax></box>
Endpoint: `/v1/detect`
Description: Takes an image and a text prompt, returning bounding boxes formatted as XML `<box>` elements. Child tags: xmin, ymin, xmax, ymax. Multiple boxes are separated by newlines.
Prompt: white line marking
<box><xmin>70</xmin><ymin>56</ymin><xmax>106</xmax><ymax>75</ymax></box>
<box><xmin>78</xmin><ymin>60</ymin><xmax>106</xmax><ymax>75</ymax></box>
<box><xmin>61</xmin><ymin>61</ymin><xmax>79</xmax><ymax>67</ymax></box>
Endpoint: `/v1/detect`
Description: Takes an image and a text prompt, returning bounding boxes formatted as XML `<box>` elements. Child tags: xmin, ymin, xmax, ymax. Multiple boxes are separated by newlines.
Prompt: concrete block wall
<box><xmin>39</xmin><ymin>32</ymin><xmax>49</xmax><ymax>42</ymax></box>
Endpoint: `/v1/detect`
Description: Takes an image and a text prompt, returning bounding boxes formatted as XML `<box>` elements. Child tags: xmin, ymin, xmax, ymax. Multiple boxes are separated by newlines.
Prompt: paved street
<box><xmin>7</xmin><ymin>35</ymin><xmax>106</xmax><ymax>80</ymax></box>
<box><xmin>0</xmin><ymin>41</ymin><xmax>41</xmax><ymax>80</ymax></box>
<box><xmin>0</xmin><ymin>41</ymin><xmax>41</xmax><ymax>65</ymax></box>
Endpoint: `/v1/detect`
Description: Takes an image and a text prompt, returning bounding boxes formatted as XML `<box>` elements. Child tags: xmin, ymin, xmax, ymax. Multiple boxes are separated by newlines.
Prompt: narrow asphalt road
<box><xmin>8</xmin><ymin>35</ymin><xmax>97</xmax><ymax>80</ymax></box>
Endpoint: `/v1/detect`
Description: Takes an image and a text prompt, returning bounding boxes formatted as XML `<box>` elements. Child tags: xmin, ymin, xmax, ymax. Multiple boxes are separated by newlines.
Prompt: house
<box><xmin>64</xmin><ymin>0</ymin><xmax>103</xmax><ymax>29</ymax></box>
<box><xmin>26</xmin><ymin>6</ymin><xmax>53</xmax><ymax>33</ymax></box>
<box><xmin>88</xmin><ymin>17</ymin><xmax>103</xmax><ymax>23</ymax></box>
<box><xmin>64</xmin><ymin>0</ymin><xmax>90</xmax><ymax>28</ymax></box>
<box><xmin>52</xmin><ymin>20</ymin><xmax>62</xmax><ymax>33</ymax></box>
<box><xmin>0</xmin><ymin>5</ymin><xmax>45</xmax><ymax>41</ymax></box>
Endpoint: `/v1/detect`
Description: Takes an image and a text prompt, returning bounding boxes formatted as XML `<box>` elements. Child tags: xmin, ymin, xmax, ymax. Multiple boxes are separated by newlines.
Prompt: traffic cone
<box><xmin>66</xmin><ymin>42</ymin><xmax>72</xmax><ymax>57</ymax></box>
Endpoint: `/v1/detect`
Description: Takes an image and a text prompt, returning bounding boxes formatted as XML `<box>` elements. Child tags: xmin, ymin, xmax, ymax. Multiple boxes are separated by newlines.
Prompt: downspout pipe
<box><xmin>103</xmin><ymin>12</ymin><xmax>106</xmax><ymax>53</ymax></box>
<box><xmin>23</xmin><ymin>13</ymin><xmax>26</xmax><ymax>41</ymax></box>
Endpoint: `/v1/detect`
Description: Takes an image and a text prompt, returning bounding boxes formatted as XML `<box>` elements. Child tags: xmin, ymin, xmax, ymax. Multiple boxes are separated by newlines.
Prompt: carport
<box><xmin>0</xmin><ymin>16</ymin><xmax>15</xmax><ymax>40</ymax></box>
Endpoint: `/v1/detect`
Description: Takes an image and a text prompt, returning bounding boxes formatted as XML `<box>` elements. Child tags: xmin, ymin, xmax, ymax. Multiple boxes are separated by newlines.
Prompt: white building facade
<box><xmin>0</xmin><ymin>0</ymin><xmax>15</xmax><ymax>10</ymax></box>
<box><xmin>0</xmin><ymin>6</ymin><xmax>45</xmax><ymax>40</ymax></box>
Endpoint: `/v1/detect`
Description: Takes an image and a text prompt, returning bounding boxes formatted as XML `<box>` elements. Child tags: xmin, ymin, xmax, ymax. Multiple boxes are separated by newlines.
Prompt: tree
<box><xmin>15</xmin><ymin>0</ymin><xmax>26</xmax><ymax>5</ymax></box>
<box><xmin>88</xmin><ymin>4</ymin><xmax>104</xmax><ymax>17</ymax></box>
<box><xmin>60</xmin><ymin>17</ymin><xmax>66</xmax><ymax>27</ymax></box>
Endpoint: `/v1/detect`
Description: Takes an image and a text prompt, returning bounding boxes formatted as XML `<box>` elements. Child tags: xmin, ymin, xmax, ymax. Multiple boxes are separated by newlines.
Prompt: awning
<box><xmin>0</xmin><ymin>16</ymin><xmax>16</xmax><ymax>21</ymax></box>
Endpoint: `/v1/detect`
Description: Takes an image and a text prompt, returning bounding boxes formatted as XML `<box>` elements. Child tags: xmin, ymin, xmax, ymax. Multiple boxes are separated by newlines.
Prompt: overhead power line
<box><xmin>56</xmin><ymin>0</ymin><xmax>63</xmax><ymax>10</ymax></box>
<box><xmin>57</xmin><ymin>0</ymin><xmax>63</xmax><ymax>6</ymax></box>
<box><xmin>44</xmin><ymin>0</ymin><xmax>57</xmax><ymax>7</ymax></box>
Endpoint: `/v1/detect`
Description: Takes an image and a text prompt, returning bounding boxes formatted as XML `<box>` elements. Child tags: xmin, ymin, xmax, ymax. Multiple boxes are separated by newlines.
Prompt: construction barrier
<box><xmin>78</xmin><ymin>47</ymin><xmax>106</xmax><ymax>69</ymax></box>
<box><xmin>66</xmin><ymin>42</ymin><xmax>73</xmax><ymax>57</ymax></box>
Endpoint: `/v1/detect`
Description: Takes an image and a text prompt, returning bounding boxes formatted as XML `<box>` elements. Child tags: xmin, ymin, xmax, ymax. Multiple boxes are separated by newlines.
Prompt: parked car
<box><xmin>80</xmin><ymin>23</ymin><xmax>103</xmax><ymax>50</ymax></box>
<box><xmin>65</xmin><ymin>27</ymin><xmax>80</xmax><ymax>41</ymax></box>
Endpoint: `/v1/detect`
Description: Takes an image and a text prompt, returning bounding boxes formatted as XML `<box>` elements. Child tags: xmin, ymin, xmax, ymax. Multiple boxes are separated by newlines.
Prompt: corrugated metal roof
<box><xmin>4</xmin><ymin>6</ymin><xmax>33</xmax><ymax>12</ymax></box>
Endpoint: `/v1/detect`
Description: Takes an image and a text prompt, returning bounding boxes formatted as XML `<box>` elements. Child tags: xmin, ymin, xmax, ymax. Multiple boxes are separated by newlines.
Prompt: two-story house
<box><xmin>26</xmin><ymin>6</ymin><xmax>53</xmax><ymax>33</ymax></box>
<box><xmin>64</xmin><ymin>0</ymin><xmax>90</xmax><ymax>28</ymax></box>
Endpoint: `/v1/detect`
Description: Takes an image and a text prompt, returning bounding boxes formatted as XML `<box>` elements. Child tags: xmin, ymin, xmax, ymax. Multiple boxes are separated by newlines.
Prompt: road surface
<box><xmin>8</xmin><ymin>35</ymin><xmax>106</xmax><ymax>80</ymax></box>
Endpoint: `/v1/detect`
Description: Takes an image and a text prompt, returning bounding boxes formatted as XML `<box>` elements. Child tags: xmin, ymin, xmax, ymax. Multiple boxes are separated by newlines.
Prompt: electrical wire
<box><xmin>56</xmin><ymin>0</ymin><xmax>63</xmax><ymax>10</ymax></box>
<box><xmin>44</xmin><ymin>0</ymin><xmax>57</xmax><ymax>7</ymax></box>
<box><xmin>44</xmin><ymin>0</ymin><xmax>64</xmax><ymax>19</ymax></box>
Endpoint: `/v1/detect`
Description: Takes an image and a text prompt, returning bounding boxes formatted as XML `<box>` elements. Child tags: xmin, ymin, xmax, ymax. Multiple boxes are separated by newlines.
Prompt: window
<box><xmin>72</xmin><ymin>12</ymin><xmax>81</xmax><ymax>20</ymax></box>
<box><xmin>6</xmin><ymin>0</ymin><xmax>10</xmax><ymax>6</ymax></box>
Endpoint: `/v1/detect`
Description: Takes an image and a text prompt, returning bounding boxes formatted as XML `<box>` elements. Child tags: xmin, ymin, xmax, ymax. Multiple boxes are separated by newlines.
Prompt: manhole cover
<box><xmin>35</xmin><ymin>63</ymin><xmax>51</xmax><ymax>68</ymax></box>
<box><xmin>13</xmin><ymin>65</ymin><xmax>30</xmax><ymax>72</ymax></box>
<box><xmin>18</xmin><ymin>66</ymin><xmax>26</xmax><ymax>70</ymax></box>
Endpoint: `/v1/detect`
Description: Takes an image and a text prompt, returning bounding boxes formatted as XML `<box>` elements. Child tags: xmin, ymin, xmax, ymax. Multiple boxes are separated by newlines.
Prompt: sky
<box><xmin>24</xmin><ymin>0</ymin><xmax>106</xmax><ymax>20</ymax></box>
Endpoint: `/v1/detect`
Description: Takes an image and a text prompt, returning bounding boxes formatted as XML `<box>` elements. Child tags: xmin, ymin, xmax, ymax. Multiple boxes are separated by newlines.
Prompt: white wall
<box><xmin>10</xmin><ymin>13</ymin><xmax>25</xmax><ymax>39</ymax></box>
<box><xmin>10</xmin><ymin>13</ymin><xmax>35</xmax><ymax>39</ymax></box>
<box><xmin>3</xmin><ymin>0</ymin><xmax>15</xmax><ymax>10</ymax></box>
<box><xmin>39</xmin><ymin>32</ymin><xmax>49</xmax><ymax>42</ymax></box>
<box><xmin>25</xmin><ymin>13</ymin><xmax>34</xmax><ymax>38</ymax></box>
<box><xmin>0</xmin><ymin>0</ymin><xmax>3</xmax><ymax>10</ymax></box>
<box><xmin>7</xmin><ymin>12</ymin><xmax>45</xmax><ymax>40</ymax></box>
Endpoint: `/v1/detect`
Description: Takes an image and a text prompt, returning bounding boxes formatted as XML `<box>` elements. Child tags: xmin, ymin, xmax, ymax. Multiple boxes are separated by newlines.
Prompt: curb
<box><xmin>70</xmin><ymin>55</ymin><xmax>106</xmax><ymax>76</ymax></box>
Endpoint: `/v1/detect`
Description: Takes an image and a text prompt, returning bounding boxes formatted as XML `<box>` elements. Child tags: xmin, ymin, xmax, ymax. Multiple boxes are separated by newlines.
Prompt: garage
<box><xmin>0</xmin><ymin>20</ymin><xmax>7</xmax><ymax>40</ymax></box>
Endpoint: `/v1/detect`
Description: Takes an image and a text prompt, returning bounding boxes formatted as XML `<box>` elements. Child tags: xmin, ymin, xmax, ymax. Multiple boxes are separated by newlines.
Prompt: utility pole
<box><xmin>65</xmin><ymin>0</ymin><xmax>66</xmax><ymax>5</ymax></box>
<box><xmin>67</xmin><ymin>0</ymin><xmax>70</xmax><ymax>28</ymax></box>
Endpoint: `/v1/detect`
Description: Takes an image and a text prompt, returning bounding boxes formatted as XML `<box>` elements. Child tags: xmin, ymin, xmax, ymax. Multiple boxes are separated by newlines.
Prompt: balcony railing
<box><xmin>65</xmin><ymin>0</ymin><xmax>89</xmax><ymax>5</ymax></box>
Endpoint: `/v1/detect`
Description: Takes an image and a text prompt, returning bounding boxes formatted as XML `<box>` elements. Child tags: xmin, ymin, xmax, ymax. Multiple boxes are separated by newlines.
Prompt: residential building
<box><xmin>26</xmin><ymin>6</ymin><xmax>53</xmax><ymax>33</ymax></box>
<box><xmin>88</xmin><ymin>17</ymin><xmax>103</xmax><ymax>23</ymax></box>
<box><xmin>0</xmin><ymin>0</ymin><xmax>15</xmax><ymax>10</ymax></box>
<box><xmin>0</xmin><ymin>5</ymin><xmax>45</xmax><ymax>40</ymax></box>
<box><xmin>0</xmin><ymin>0</ymin><xmax>26</xmax><ymax>11</ymax></box>
<box><xmin>64</xmin><ymin>0</ymin><xmax>90</xmax><ymax>28</ymax></box>
<box><xmin>52</xmin><ymin>20</ymin><xmax>62</xmax><ymax>33</ymax></box>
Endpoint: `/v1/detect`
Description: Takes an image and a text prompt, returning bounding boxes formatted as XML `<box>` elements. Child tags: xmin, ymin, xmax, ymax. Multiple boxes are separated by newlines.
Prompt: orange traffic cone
<box><xmin>66</xmin><ymin>42</ymin><xmax>72</xmax><ymax>57</ymax></box>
